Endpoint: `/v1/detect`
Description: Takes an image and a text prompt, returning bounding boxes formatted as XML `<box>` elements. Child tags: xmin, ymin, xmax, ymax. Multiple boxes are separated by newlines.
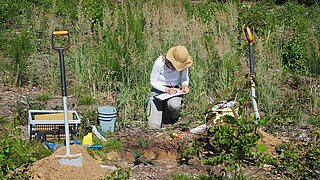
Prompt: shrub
<box><xmin>180</xmin><ymin>97</ymin><xmax>274</xmax><ymax>172</ymax></box>
<box><xmin>0</xmin><ymin>124</ymin><xmax>51</xmax><ymax>178</ymax></box>
<box><xmin>282</xmin><ymin>34</ymin><xmax>309</xmax><ymax>75</ymax></box>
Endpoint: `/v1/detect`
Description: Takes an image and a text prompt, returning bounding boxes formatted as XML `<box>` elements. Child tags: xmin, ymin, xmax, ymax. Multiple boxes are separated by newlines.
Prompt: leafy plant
<box><xmin>170</xmin><ymin>173</ymin><xmax>192</xmax><ymax>180</ymax></box>
<box><xmin>132</xmin><ymin>149</ymin><xmax>143</xmax><ymax>159</ymax></box>
<box><xmin>181</xmin><ymin>96</ymin><xmax>273</xmax><ymax>173</ymax></box>
<box><xmin>135</xmin><ymin>137</ymin><xmax>147</xmax><ymax>148</ymax></box>
<box><xmin>179</xmin><ymin>140</ymin><xmax>202</xmax><ymax>165</ymax></box>
<box><xmin>275</xmin><ymin>133</ymin><xmax>320</xmax><ymax>179</ymax></box>
<box><xmin>203</xmin><ymin>116</ymin><xmax>266</xmax><ymax>169</ymax></box>
<box><xmin>275</xmin><ymin>143</ymin><xmax>304</xmax><ymax>178</ymax></box>
<box><xmin>0</xmin><ymin>124</ymin><xmax>51</xmax><ymax>179</ymax></box>
<box><xmin>131</xmin><ymin>149</ymin><xmax>145</xmax><ymax>166</ymax></box>
<box><xmin>306</xmin><ymin>144</ymin><xmax>320</xmax><ymax>176</ymax></box>
<box><xmin>282</xmin><ymin>34</ymin><xmax>309</xmax><ymax>75</ymax></box>
<box><xmin>87</xmin><ymin>136</ymin><xmax>124</xmax><ymax>163</ymax></box>
<box><xmin>102</xmin><ymin>138</ymin><xmax>123</xmax><ymax>153</ymax></box>
<box><xmin>80</xmin><ymin>108</ymin><xmax>98</xmax><ymax>126</ymax></box>
<box><xmin>105</xmin><ymin>168</ymin><xmax>132</xmax><ymax>180</ymax></box>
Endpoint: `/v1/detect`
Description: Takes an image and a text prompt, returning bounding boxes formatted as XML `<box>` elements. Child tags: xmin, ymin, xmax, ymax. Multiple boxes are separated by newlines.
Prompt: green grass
<box><xmin>2</xmin><ymin>0</ymin><xmax>317</xmax><ymax>125</ymax></box>
<box><xmin>35</xmin><ymin>92</ymin><xmax>52</xmax><ymax>102</ymax></box>
<box><xmin>5</xmin><ymin>27</ymin><xmax>34</xmax><ymax>87</ymax></box>
<box><xmin>0</xmin><ymin>1</ymin><xmax>320</xmax><ymax>178</ymax></box>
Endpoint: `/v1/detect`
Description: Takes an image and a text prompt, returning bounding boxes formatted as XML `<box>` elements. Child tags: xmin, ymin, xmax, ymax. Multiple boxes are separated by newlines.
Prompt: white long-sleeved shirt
<box><xmin>150</xmin><ymin>55</ymin><xmax>189</xmax><ymax>92</ymax></box>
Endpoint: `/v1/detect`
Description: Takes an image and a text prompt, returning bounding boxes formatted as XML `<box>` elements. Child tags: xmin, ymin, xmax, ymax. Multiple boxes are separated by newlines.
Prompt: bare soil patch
<box><xmin>0</xmin><ymin>80</ymin><xmax>287</xmax><ymax>179</ymax></box>
<box><xmin>257</xmin><ymin>129</ymin><xmax>287</xmax><ymax>156</ymax></box>
<box><xmin>107</xmin><ymin>128</ymin><xmax>211</xmax><ymax>179</ymax></box>
<box><xmin>0</xmin><ymin>82</ymin><xmax>40</xmax><ymax>118</ymax></box>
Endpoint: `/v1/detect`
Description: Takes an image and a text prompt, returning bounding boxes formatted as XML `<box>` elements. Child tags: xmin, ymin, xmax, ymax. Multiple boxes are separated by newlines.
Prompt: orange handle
<box><xmin>53</xmin><ymin>31</ymin><xmax>68</xmax><ymax>36</ymax></box>
<box><xmin>246</xmin><ymin>27</ymin><xmax>253</xmax><ymax>45</ymax></box>
<box><xmin>51</xmin><ymin>31</ymin><xmax>70</xmax><ymax>50</ymax></box>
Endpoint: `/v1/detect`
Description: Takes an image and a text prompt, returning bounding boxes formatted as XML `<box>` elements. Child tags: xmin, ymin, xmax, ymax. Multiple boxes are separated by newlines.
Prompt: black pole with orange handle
<box><xmin>245</xmin><ymin>27</ymin><xmax>254</xmax><ymax>75</ymax></box>
<box><xmin>51</xmin><ymin>31</ymin><xmax>70</xmax><ymax>97</ymax></box>
<box><xmin>244</xmin><ymin>27</ymin><xmax>260</xmax><ymax>121</ymax></box>
<box><xmin>51</xmin><ymin>31</ymin><xmax>82</xmax><ymax>167</ymax></box>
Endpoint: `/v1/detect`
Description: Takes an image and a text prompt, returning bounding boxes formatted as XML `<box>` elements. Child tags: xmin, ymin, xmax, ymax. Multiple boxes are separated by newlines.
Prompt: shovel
<box><xmin>244</xmin><ymin>27</ymin><xmax>260</xmax><ymax>121</ymax></box>
<box><xmin>51</xmin><ymin>31</ymin><xmax>83</xmax><ymax>167</ymax></box>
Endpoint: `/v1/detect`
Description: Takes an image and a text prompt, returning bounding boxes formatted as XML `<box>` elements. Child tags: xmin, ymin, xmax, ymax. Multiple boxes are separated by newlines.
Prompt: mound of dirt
<box><xmin>29</xmin><ymin>145</ymin><xmax>109</xmax><ymax>180</ymax></box>
<box><xmin>257</xmin><ymin>129</ymin><xmax>286</xmax><ymax>156</ymax></box>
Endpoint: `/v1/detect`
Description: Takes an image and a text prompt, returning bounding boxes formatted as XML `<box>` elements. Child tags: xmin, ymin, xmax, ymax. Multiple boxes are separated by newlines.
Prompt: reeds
<box><xmin>6</xmin><ymin>28</ymin><xmax>33</xmax><ymax>87</ymax></box>
<box><xmin>2</xmin><ymin>0</ymin><xmax>319</xmax><ymax>126</ymax></box>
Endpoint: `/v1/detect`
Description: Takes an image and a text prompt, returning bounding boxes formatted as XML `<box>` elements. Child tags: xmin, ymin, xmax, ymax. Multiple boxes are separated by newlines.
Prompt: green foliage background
<box><xmin>0</xmin><ymin>0</ymin><xmax>319</xmax><ymax>122</ymax></box>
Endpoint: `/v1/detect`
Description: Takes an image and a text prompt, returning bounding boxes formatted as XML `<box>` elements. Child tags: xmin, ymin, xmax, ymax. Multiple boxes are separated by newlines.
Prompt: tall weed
<box><xmin>254</xmin><ymin>34</ymin><xmax>282</xmax><ymax>115</ymax></box>
<box><xmin>6</xmin><ymin>28</ymin><xmax>33</xmax><ymax>87</ymax></box>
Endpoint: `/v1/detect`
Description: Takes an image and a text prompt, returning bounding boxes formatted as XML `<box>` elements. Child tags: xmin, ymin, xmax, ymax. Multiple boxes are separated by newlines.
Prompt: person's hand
<box><xmin>181</xmin><ymin>85</ymin><xmax>190</xmax><ymax>94</ymax></box>
<box><xmin>166</xmin><ymin>87</ymin><xmax>178</xmax><ymax>95</ymax></box>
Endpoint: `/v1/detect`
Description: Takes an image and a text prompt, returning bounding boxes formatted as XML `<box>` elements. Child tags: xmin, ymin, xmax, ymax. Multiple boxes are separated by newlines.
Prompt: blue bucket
<box><xmin>98</xmin><ymin>106</ymin><xmax>116</xmax><ymax>133</ymax></box>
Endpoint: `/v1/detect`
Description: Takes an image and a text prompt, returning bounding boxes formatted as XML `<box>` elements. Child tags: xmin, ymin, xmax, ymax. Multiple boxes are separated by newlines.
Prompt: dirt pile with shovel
<box><xmin>29</xmin><ymin>145</ymin><xmax>109</xmax><ymax>180</ymax></box>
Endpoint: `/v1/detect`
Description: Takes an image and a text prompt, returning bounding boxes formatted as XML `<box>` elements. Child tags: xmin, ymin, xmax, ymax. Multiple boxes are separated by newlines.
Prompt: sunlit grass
<box><xmin>0</xmin><ymin>0</ymin><xmax>319</xmax><ymax>129</ymax></box>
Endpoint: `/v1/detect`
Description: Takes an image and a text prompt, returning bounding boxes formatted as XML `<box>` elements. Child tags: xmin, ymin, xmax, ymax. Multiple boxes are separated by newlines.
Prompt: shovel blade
<box><xmin>55</xmin><ymin>153</ymin><xmax>83</xmax><ymax>167</ymax></box>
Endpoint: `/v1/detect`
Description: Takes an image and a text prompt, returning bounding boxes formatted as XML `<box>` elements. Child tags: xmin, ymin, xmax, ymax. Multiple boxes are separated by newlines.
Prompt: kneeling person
<box><xmin>147</xmin><ymin>45</ymin><xmax>193</xmax><ymax>129</ymax></box>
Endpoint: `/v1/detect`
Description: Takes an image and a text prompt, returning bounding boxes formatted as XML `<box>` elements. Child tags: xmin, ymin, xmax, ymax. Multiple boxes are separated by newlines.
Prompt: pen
<box><xmin>169</xmin><ymin>83</ymin><xmax>177</xmax><ymax>94</ymax></box>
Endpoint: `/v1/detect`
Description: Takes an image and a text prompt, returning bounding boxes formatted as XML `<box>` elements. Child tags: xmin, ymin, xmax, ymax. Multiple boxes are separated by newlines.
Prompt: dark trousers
<box><xmin>147</xmin><ymin>88</ymin><xmax>183</xmax><ymax>129</ymax></box>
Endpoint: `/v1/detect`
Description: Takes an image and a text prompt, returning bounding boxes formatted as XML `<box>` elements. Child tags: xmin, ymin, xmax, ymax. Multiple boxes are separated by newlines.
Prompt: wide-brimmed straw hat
<box><xmin>166</xmin><ymin>45</ymin><xmax>193</xmax><ymax>71</ymax></box>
